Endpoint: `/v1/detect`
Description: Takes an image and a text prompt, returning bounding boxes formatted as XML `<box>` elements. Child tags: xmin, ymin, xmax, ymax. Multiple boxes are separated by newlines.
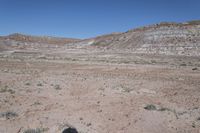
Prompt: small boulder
<box><xmin>62</xmin><ymin>127</ymin><xmax>78</xmax><ymax>133</ymax></box>
<box><xmin>192</xmin><ymin>68</ymin><xmax>198</xmax><ymax>71</ymax></box>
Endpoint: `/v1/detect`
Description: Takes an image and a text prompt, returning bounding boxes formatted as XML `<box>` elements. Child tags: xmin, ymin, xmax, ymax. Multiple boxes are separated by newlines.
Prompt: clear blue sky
<box><xmin>0</xmin><ymin>0</ymin><xmax>199</xmax><ymax>39</ymax></box>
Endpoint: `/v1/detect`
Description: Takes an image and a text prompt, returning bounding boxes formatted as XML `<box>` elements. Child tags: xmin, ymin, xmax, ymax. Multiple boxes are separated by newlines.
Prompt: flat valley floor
<box><xmin>0</xmin><ymin>49</ymin><xmax>200</xmax><ymax>133</ymax></box>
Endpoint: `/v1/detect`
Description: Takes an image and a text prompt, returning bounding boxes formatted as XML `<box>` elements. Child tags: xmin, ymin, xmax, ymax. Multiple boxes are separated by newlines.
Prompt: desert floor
<box><xmin>0</xmin><ymin>49</ymin><xmax>200</xmax><ymax>133</ymax></box>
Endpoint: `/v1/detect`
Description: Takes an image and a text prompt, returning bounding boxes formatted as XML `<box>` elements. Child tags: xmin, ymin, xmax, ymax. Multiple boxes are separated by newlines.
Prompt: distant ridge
<box><xmin>0</xmin><ymin>20</ymin><xmax>200</xmax><ymax>56</ymax></box>
<box><xmin>1</xmin><ymin>33</ymin><xmax>80</xmax><ymax>45</ymax></box>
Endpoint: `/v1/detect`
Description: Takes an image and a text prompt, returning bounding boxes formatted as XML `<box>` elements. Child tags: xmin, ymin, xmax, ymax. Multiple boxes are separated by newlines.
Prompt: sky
<box><xmin>0</xmin><ymin>0</ymin><xmax>199</xmax><ymax>39</ymax></box>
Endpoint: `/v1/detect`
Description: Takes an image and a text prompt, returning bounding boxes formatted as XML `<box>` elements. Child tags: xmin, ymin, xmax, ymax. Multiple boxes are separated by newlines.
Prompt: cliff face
<box><xmin>86</xmin><ymin>22</ymin><xmax>200</xmax><ymax>56</ymax></box>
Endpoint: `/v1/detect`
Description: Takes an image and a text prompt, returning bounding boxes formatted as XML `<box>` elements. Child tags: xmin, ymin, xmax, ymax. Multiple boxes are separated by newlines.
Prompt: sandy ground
<box><xmin>0</xmin><ymin>49</ymin><xmax>200</xmax><ymax>133</ymax></box>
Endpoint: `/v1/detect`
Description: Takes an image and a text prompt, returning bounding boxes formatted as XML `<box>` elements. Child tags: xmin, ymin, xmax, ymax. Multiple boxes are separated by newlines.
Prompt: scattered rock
<box><xmin>62</xmin><ymin>127</ymin><xmax>78</xmax><ymax>133</ymax></box>
<box><xmin>3</xmin><ymin>69</ymin><xmax>9</xmax><ymax>73</ymax></box>
<box><xmin>192</xmin><ymin>68</ymin><xmax>198</xmax><ymax>70</ymax></box>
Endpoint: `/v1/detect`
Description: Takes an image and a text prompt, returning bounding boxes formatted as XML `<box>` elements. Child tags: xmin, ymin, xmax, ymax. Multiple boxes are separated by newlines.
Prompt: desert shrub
<box><xmin>0</xmin><ymin>87</ymin><xmax>7</xmax><ymax>93</ymax></box>
<box><xmin>0</xmin><ymin>111</ymin><xmax>18</xmax><ymax>119</ymax></box>
<box><xmin>7</xmin><ymin>89</ymin><xmax>15</xmax><ymax>94</ymax></box>
<box><xmin>144</xmin><ymin>104</ymin><xmax>157</xmax><ymax>110</ymax></box>
<box><xmin>54</xmin><ymin>84</ymin><xmax>61</xmax><ymax>90</ymax></box>
<box><xmin>93</xmin><ymin>42</ymin><xmax>109</xmax><ymax>47</ymax></box>
<box><xmin>180</xmin><ymin>63</ymin><xmax>187</xmax><ymax>66</ymax></box>
<box><xmin>37</xmin><ymin>83</ymin><xmax>43</xmax><ymax>86</ymax></box>
<box><xmin>33</xmin><ymin>101</ymin><xmax>41</xmax><ymax>105</ymax></box>
<box><xmin>157</xmin><ymin>107</ymin><xmax>171</xmax><ymax>112</ymax></box>
<box><xmin>151</xmin><ymin>60</ymin><xmax>157</xmax><ymax>64</ymax></box>
<box><xmin>23</xmin><ymin>128</ymin><xmax>48</xmax><ymax>133</ymax></box>
<box><xmin>0</xmin><ymin>86</ymin><xmax>15</xmax><ymax>94</ymax></box>
<box><xmin>25</xmin><ymin>82</ymin><xmax>31</xmax><ymax>86</ymax></box>
<box><xmin>187</xmin><ymin>20</ymin><xmax>200</xmax><ymax>25</ymax></box>
<box><xmin>122</xmin><ymin>61</ymin><xmax>130</xmax><ymax>64</ymax></box>
<box><xmin>192</xmin><ymin>122</ymin><xmax>196</xmax><ymax>128</ymax></box>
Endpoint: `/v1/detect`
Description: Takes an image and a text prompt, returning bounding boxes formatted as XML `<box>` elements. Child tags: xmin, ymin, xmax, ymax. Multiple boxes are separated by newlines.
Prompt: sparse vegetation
<box><xmin>121</xmin><ymin>60</ymin><xmax>131</xmax><ymax>64</ymax></box>
<box><xmin>144</xmin><ymin>104</ymin><xmax>157</xmax><ymax>110</ymax></box>
<box><xmin>180</xmin><ymin>63</ymin><xmax>187</xmax><ymax>66</ymax></box>
<box><xmin>0</xmin><ymin>87</ymin><xmax>7</xmax><ymax>93</ymax></box>
<box><xmin>157</xmin><ymin>107</ymin><xmax>171</xmax><ymax>112</ymax></box>
<box><xmin>93</xmin><ymin>41</ymin><xmax>109</xmax><ymax>47</ymax></box>
<box><xmin>151</xmin><ymin>60</ymin><xmax>157</xmax><ymax>64</ymax></box>
<box><xmin>25</xmin><ymin>82</ymin><xmax>31</xmax><ymax>86</ymax></box>
<box><xmin>54</xmin><ymin>84</ymin><xmax>61</xmax><ymax>90</ymax></box>
<box><xmin>144</xmin><ymin>105</ymin><xmax>172</xmax><ymax>112</ymax></box>
<box><xmin>72</xmin><ymin>58</ymin><xmax>77</xmax><ymax>61</ymax></box>
<box><xmin>187</xmin><ymin>20</ymin><xmax>200</xmax><ymax>25</ymax></box>
<box><xmin>121</xmin><ymin>85</ymin><xmax>132</xmax><ymax>93</ymax></box>
<box><xmin>23</xmin><ymin>128</ymin><xmax>48</xmax><ymax>133</ymax></box>
<box><xmin>37</xmin><ymin>83</ymin><xmax>43</xmax><ymax>86</ymax></box>
<box><xmin>0</xmin><ymin>111</ymin><xmax>18</xmax><ymax>119</ymax></box>
<box><xmin>86</xmin><ymin>123</ymin><xmax>92</xmax><ymax>127</ymax></box>
<box><xmin>192</xmin><ymin>122</ymin><xmax>196</xmax><ymax>128</ymax></box>
<box><xmin>33</xmin><ymin>101</ymin><xmax>41</xmax><ymax>106</ymax></box>
<box><xmin>144</xmin><ymin>105</ymin><xmax>180</xmax><ymax>119</ymax></box>
<box><xmin>0</xmin><ymin>86</ymin><xmax>15</xmax><ymax>94</ymax></box>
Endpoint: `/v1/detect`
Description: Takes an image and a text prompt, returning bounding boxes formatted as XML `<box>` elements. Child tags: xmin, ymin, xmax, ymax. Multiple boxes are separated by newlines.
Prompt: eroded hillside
<box><xmin>80</xmin><ymin>22</ymin><xmax>200</xmax><ymax>56</ymax></box>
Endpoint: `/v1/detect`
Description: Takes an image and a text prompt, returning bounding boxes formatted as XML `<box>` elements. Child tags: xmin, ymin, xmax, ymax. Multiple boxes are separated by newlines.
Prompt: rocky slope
<box><xmin>79</xmin><ymin>21</ymin><xmax>200</xmax><ymax>56</ymax></box>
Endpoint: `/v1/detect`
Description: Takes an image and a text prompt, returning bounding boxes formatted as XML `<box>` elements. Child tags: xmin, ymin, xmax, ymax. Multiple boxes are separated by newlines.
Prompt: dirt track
<box><xmin>0</xmin><ymin>50</ymin><xmax>200</xmax><ymax>133</ymax></box>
